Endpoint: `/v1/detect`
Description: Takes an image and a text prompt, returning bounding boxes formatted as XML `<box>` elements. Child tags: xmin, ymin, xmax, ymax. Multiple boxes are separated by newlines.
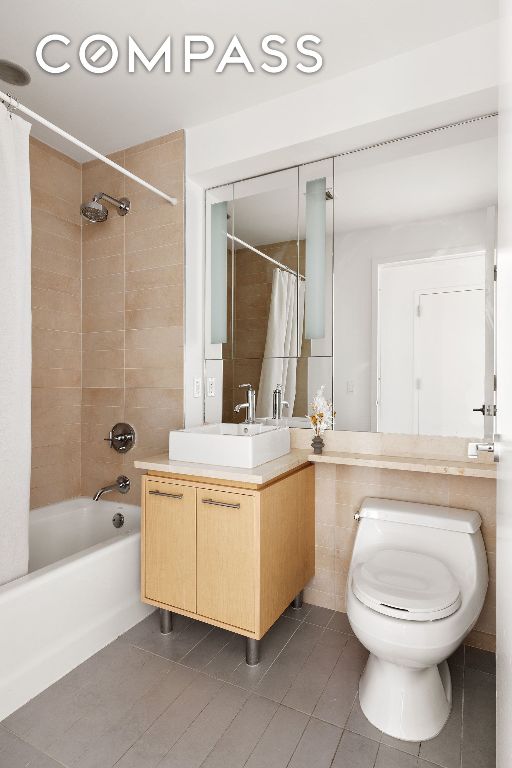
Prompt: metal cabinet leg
<box><xmin>246</xmin><ymin>637</ymin><xmax>260</xmax><ymax>666</ymax></box>
<box><xmin>160</xmin><ymin>608</ymin><xmax>173</xmax><ymax>635</ymax></box>
<box><xmin>291</xmin><ymin>590</ymin><xmax>304</xmax><ymax>610</ymax></box>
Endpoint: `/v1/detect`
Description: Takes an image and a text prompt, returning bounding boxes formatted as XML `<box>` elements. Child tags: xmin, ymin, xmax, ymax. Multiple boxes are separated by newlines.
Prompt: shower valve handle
<box><xmin>104</xmin><ymin>423</ymin><xmax>136</xmax><ymax>453</ymax></box>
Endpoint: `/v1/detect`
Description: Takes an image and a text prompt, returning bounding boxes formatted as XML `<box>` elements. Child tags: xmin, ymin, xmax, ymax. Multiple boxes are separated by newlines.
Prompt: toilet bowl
<box><xmin>346</xmin><ymin>498</ymin><xmax>488</xmax><ymax>742</ymax></box>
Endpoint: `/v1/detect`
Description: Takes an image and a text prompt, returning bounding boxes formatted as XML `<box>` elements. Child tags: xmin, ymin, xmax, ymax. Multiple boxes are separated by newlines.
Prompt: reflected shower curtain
<box><xmin>0</xmin><ymin>106</ymin><xmax>31</xmax><ymax>585</ymax></box>
<box><xmin>256</xmin><ymin>268</ymin><xmax>305</xmax><ymax>418</ymax></box>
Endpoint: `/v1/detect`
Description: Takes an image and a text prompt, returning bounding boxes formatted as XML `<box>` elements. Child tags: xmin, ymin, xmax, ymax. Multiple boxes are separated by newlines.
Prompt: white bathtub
<box><xmin>0</xmin><ymin>497</ymin><xmax>153</xmax><ymax>720</ymax></box>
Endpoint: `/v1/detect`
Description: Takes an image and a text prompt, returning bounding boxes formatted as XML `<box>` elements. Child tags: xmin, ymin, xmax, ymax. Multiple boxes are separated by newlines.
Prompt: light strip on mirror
<box><xmin>304</xmin><ymin>177</ymin><xmax>327</xmax><ymax>339</ymax></box>
<box><xmin>210</xmin><ymin>201</ymin><xmax>228</xmax><ymax>344</ymax></box>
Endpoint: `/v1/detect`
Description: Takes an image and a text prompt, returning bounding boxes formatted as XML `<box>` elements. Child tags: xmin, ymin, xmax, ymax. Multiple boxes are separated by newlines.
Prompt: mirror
<box><xmin>205</xmin><ymin>116</ymin><xmax>498</xmax><ymax>439</ymax></box>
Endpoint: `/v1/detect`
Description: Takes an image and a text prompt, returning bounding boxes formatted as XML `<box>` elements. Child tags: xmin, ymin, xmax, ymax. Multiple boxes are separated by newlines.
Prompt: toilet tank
<box><xmin>350</xmin><ymin>498</ymin><xmax>488</xmax><ymax>599</ymax></box>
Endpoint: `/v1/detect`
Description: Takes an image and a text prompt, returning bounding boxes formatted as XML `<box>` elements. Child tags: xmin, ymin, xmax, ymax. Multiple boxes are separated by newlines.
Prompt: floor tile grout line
<box><xmin>182</xmin><ymin>630</ymin><xmax>237</xmax><ymax>671</ymax></box>
<box><xmin>45</xmin><ymin>660</ymin><xmax>187</xmax><ymax>768</ymax></box>
<box><xmin>307</xmin><ymin>632</ymin><xmax>356</xmax><ymax>723</ymax></box>
<box><xmin>96</xmin><ymin>661</ymin><xmax>208</xmax><ymax>768</ymax></box>
<box><xmin>154</xmin><ymin>680</ymin><xmax>248</xmax><ymax>768</ymax></box>
<box><xmin>0</xmin><ymin>724</ymin><xmax>71</xmax><ymax>768</ymax></box>
<box><xmin>142</xmin><ymin>679</ymin><xmax>234</xmax><ymax>768</ymax></box>
<box><xmin>283</xmin><ymin>713</ymin><xmax>315</xmax><ymax>768</ymax></box>
<box><xmin>176</xmin><ymin>625</ymin><xmax>218</xmax><ymax>663</ymax></box>
<box><xmin>230</xmin><ymin>616</ymin><xmax>308</xmax><ymax>686</ymax></box>
<box><xmin>459</xmin><ymin>662</ymin><xmax>466</xmax><ymax>768</ymax></box>
<box><xmin>237</xmin><ymin>702</ymin><xmax>311</xmax><ymax>768</ymax></box>
<box><xmin>195</xmin><ymin>688</ymin><xmax>256</xmax><ymax>768</ymax></box>
<box><xmin>253</xmin><ymin>621</ymin><xmax>331</xmax><ymax>702</ymax></box>
<box><xmin>110</xmin><ymin>668</ymin><xmax>207</xmax><ymax>768</ymax></box>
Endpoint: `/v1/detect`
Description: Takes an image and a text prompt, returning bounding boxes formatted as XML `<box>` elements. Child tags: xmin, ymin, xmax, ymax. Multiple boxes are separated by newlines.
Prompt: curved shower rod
<box><xmin>0</xmin><ymin>89</ymin><xmax>177</xmax><ymax>206</ymax></box>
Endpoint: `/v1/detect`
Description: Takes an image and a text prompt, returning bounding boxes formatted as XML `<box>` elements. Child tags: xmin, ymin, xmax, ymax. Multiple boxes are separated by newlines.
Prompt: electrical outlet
<box><xmin>207</xmin><ymin>377</ymin><xmax>216</xmax><ymax>397</ymax></box>
<box><xmin>193</xmin><ymin>377</ymin><xmax>201</xmax><ymax>398</ymax></box>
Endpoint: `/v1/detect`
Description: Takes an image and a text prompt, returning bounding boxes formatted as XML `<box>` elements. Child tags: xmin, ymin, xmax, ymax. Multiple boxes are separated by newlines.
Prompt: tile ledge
<box><xmin>308</xmin><ymin>451</ymin><xmax>497</xmax><ymax>479</ymax></box>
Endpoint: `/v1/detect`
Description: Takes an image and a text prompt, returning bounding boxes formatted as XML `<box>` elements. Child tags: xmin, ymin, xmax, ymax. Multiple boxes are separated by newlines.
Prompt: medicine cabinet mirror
<box><xmin>205</xmin><ymin>116</ymin><xmax>498</xmax><ymax>440</ymax></box>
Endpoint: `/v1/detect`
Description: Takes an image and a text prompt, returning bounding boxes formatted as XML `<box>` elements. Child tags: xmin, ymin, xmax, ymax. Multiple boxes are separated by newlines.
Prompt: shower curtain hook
<box><xmin>3</xmin><ymin>92</ymin><xmax>19</xmax><ymax>117</ymax></box>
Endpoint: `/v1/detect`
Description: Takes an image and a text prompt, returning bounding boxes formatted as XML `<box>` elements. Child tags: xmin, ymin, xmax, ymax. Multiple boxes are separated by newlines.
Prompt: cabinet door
<box><xmin>143</xmin><ymin>479</ymin><xmax>196</xmax><ymax>612</ymax></box>
<box><xmin>197</xmin><ymin>489</ymin><xmax>255</xmax><ymax>631</ymax></box>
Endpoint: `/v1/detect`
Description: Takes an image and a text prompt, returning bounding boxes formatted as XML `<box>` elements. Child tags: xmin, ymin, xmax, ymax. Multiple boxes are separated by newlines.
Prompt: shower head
<box><xmin>80</xmin><ymin>198</ymin><xmax>108</xmax><ymax>223</ymax></box>
<box><xmin>80</xmin><ymin>193</ymin><xmax>130</xmax><ymax>223</ymax></box>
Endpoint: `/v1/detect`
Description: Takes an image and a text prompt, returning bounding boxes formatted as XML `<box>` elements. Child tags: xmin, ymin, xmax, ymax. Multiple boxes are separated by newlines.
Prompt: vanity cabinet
<box><xmin>196</xmin><ymin>488</ymin><xmax>256</xmax><ymax>631</ymax></box>
<box><xmin>144</xmin><ymin>479</ymin><xmax>197</xmax><ymax>613</ymax></box>
<box><xmin>141</xmin><ymin>463</ymin><xmax>314</xmax><ymax>641</ymax></box>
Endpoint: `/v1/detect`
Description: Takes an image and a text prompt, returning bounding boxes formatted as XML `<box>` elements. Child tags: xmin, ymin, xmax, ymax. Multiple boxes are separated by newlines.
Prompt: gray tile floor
<box><xmin>1</xmin><ymin>605</ymin><xmax>496</xmax><ymax>768</ymax></box>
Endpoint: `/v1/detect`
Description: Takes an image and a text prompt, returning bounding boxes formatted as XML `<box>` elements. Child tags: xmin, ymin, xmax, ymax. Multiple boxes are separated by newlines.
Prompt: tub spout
<box><xmin>93</xmin><ymin>475</ymin><xmax>130</xmax><ymax>501</ymax></box>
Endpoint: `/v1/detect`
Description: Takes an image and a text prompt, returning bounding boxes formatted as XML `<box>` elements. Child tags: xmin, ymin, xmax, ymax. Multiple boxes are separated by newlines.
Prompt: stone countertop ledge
<box><xmin>308</xmin><ymin>450</ymin><xmax>497</xmax><ymax>479</ymax></box>
<box><xmin>135</xmin><ymin>447</ymin><xmax>496</xmax><ymax>484</ymax></box>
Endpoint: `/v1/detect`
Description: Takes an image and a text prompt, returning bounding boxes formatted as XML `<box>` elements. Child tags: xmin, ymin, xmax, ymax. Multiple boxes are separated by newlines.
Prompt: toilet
<box><xmin>346</xmin><ymin>498</ymin><xmax>488</xmax><ymax>742</ymax></box>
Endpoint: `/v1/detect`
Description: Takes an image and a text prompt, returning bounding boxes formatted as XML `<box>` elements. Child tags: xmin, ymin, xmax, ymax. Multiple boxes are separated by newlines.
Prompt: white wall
<box><xmin>333</xmin><ymin>209</ymin><xmax>490</xmax><ymax>431</ymax></box>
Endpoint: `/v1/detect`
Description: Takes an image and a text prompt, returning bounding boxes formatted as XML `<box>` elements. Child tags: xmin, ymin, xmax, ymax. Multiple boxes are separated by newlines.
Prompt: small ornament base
<box><xmin>311</xmin><ymin>435</ymin><xmax>325</xmax><ymax>455</ymax></box>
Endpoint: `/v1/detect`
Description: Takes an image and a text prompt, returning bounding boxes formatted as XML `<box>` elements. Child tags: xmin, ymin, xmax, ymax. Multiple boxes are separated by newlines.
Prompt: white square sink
<box><xmin>169</xmin><ymin>423</ymin><xmax>290</xmax><ymax>468</ymax></box>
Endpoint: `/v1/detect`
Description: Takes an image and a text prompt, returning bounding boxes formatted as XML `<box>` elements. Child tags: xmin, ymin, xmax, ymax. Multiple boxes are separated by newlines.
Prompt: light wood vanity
<box><xmin>136</xmin><ymin>451</ymin><xmax>314</xmax><ymax>664</ymax></box>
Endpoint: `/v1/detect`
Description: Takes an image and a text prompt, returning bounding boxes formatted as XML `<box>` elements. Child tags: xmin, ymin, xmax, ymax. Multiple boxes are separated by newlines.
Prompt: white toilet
<box><xmin>346</xmin><ymin>498</ymin><xmax>488</xmax><ymax>742</ymax></box>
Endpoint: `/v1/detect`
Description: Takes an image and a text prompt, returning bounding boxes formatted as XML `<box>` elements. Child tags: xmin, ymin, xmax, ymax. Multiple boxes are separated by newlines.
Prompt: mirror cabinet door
<box><xmin>231</xmin><ymin>168</ymin><xmax>300</xmax><ymax>422</ymax></box>
<box><xmin>332</xmin><ymin>127</ymin><xmax>496</xmax><ymax>437</ymax></box>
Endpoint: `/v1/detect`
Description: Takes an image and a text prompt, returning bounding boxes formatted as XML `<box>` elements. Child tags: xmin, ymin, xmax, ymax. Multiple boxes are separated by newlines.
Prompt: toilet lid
<box><xmin>352</xmin><ymin>549</ymin><xmax>461</xmax><ymax>621</ymax></box>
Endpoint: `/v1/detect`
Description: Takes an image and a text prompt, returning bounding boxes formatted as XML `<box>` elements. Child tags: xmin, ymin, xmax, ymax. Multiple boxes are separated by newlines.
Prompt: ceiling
<box><xmin>0</xmin><ymin>0</ymin><xmax>498</xmax><ymax>160</ymax></box>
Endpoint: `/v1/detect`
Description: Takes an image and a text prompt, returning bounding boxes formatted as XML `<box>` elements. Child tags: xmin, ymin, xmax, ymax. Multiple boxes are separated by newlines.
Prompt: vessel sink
<box><xmin>169</xmin><ymin>423</ymin><xmax>290</xmax><ymax>468</ymax></box>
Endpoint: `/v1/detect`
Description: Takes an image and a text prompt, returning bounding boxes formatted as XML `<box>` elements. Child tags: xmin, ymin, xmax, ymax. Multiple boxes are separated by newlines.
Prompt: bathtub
<box><xmin>0</xmin><ymin>497</ymin><xmax>153</xmax><ymax>720</ymax></box>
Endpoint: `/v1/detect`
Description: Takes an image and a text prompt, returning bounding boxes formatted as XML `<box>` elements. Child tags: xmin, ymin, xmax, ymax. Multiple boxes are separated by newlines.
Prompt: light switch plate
<box><xmin>207</xmin><ymin>377</ymin><xmax>216</xmax><ymax>397</ymax></box>
<box><xmin>193</xmin><ymin>377</ymin><xmax>201</xmax><ymax>398</ymax></box>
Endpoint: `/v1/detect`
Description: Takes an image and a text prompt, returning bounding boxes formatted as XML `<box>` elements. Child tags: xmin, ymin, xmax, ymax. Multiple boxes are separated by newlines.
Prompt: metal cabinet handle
<box><xmin>201</xmin><ymin>497</ymin><xmax>241</xmax><ymax>509</ymax></box>
<box><xmin>148</xmin><ymin>490</ymin><xmax>184</xmax><ymax>499</ymax></box>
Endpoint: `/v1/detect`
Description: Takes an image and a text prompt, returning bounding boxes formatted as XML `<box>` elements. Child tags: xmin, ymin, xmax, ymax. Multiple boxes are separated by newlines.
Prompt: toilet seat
<box><xmin>352</xmin><ymin>549</ymin><xmax>461</xmax><ymax>621</ymax></box>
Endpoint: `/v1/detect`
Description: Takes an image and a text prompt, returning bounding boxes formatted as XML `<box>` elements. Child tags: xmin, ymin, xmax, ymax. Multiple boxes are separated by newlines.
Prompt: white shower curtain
<box><xmin>0</xmin><ymin>107</ymin><xmax>31</xmax><ymax>585</ymax></box>
<box><xmin>256</xmin><ymin>269</ymin><xmax>305</xmax><ymax>418</ymax></box>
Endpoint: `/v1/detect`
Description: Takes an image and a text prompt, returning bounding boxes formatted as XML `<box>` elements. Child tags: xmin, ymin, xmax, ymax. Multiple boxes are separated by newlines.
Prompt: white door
<box><xmin>414</xmin><ymin>288</ymin><xmax>485</xmax><ymax>437</ymax></box>
<box><xmin>377</xmin><ymin>252</ymin><xmax>485</xmax><ymax>434</ymax></box>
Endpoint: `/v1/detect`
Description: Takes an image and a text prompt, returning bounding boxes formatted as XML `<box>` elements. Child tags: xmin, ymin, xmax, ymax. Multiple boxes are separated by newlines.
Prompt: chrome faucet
<box><xmin>234</xmin><ymin>383</ymin><xmax>256</xmax><ymax>424</ymax></box>
<box><xmin>272</xmin><ymin>385</ymin><xmax>289</xmax><ymax>421</ymax></box>
<box><xmin>93</xmin><ymin>475</ymin><xmax>130</xmax><ymax>501</ymax></box>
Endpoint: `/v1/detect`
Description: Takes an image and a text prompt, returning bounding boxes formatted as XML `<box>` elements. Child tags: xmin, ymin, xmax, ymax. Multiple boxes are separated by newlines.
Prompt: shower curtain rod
<box><xmin>0</xmin><ymin>90</ymin><xmax>177</xmax><ymax>206</ymax></box>
<box><xmin>228</xmin><ymin>233</ymin><xmax>305</xmax><ymax>280</ymax></box>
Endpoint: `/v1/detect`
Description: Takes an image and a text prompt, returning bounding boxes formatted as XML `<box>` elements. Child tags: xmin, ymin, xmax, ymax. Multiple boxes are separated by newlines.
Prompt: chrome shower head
<box><xmin>80</xmin><ymin>193</ymin><xmax>130</xmax><ymax>223</ymax></box>
<box><xmin>80</xmin><ymin>198</ymin><xmax>108</xmax><ymax>223</ymax></box>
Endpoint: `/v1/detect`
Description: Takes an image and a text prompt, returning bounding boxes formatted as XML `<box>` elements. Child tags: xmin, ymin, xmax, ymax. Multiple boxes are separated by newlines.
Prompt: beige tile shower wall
<box><xmin>81</xmin><ymin>132</ymin><xmax>184</xmax><ymax>504</ymax></box>
<box><xmin>307</xmin><ymin>463</ymin><xmax>496</xmax><ymax>650</ymax></box>
<box><xmin>30</xmin><ymin>139</ymin><xmax>82</xmax><ymax>509</ymax></box>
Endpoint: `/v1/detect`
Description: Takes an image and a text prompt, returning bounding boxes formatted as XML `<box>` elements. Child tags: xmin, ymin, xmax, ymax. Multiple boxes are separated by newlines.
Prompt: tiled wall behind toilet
<box><xmin>291</xmin><ymin>431</ymin><xmax>497</xmax><ymax>652</ymax></box>
<box><xmin>30</xmin><ymin>139</ymin><xmax>82</xmax><ymax>508</ymax></box>
<box><xmin>81</xmin><ymin>131</ymin><xmax>185</xmax><ymax>503</ymax></box>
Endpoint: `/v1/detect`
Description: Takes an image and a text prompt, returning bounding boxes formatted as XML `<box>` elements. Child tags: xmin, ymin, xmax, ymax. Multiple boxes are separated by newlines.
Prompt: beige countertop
<box><xmin>134</xmin><ymin>449</ymin><xmax>311</xmax><ymax>485</ymax></box>
<box><xmin>308</xmin><ymin>451</ymin><xmax>497</xmax><ymax>478</ymax></box>
<box><xmin>135</xmin><ymin>447</ymin><xmax>496</xmax><ymax>485</ymax></box>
